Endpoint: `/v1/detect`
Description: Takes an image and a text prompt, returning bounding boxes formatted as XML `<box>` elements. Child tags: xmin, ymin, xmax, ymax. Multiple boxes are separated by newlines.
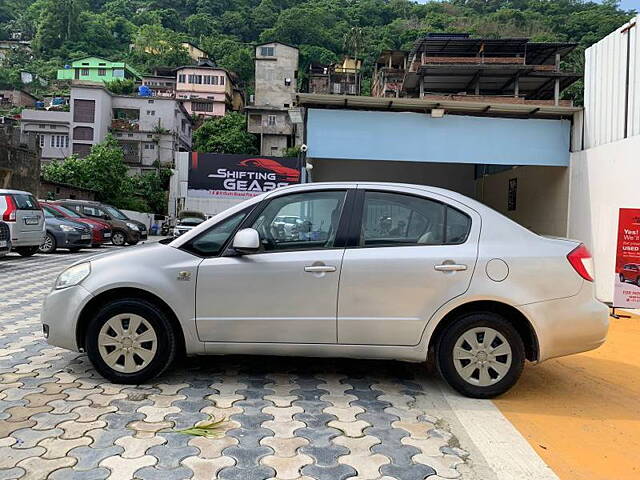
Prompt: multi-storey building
<box><xmin>371</xmin><ymin>33</ymin><xmax>580</xmax><ymax>106</ymax></box>
<box><xmin>246</xmin><ymin>42</ymin><xmax>299</xmax><ymax>156</ymax></box>
<box><xmin>57</xmin><ymin>57</ymin><xmax>142</xmax><ymax>83</ymax></box>
<box><xmin>174</xmin><ymin>59</ymin><xmax>243</xmax><ymax>118</ymax></box>
<box><xmin>307</xmin><ymin>57</ymin><xmax>362</xmax><ymax>95</ymax></box>
<box><xmin>20</xmin><ymin>84</ymin><xmax>192</xmax><ymax>174</ymax></box>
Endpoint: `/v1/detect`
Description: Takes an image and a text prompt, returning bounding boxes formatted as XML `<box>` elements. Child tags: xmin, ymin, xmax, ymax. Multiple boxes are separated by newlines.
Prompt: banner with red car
<box><xmin>188</xmin><ymin>152</ymin><xmax>301</xmax><ymax>199</ymax></box>
<box><xmin>614</xmin><ymin>208</ymin><xmax>640</xmax><ymax>308</ymax></box>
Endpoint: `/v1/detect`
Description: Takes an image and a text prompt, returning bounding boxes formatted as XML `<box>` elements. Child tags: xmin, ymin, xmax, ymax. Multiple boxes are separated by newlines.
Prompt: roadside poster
<box><xmin>188</xmin><ymin>152</ymin><xmax>301</xmax><ymax>199</ymax></box>
<box><xmin>613</xmin><ymin>208</ymin><xmax>640</xmax><ymax>309</ymax></box>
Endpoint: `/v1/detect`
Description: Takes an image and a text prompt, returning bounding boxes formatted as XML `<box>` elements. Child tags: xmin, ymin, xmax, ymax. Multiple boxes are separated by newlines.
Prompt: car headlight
<box><xmin>126</xmin><ymin>222</ymin><xmax>139</xmax><ymax>231</ymax></box>
<box><xmin>59</xmin><ymin>224</ymin><xmax>77</xmax><ymax>233</ymax></box>
<box><xmin>55</xmin><ymin>262</ymin><xmax>91</xmax><ymax>290</ymax></box>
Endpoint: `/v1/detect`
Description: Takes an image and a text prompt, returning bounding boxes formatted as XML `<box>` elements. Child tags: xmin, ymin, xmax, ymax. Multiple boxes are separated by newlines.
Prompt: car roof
<box><xmin>0</xmin><ymin>189</ymin><xmax>35</xmax><ymax>195</ymax></box>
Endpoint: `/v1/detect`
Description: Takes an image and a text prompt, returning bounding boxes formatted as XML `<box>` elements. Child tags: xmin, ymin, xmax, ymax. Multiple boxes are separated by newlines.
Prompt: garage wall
<box><xmin>311</xmin><ymin>158</ymin><xmax>477</xmax><ymax>198</ymax></box>
<box><xmin>568</xmin><ymin>134</ymin><xmax>640</xmax><ymax>302</ymax></box>
<box><xmin>475</xmin><ymin>166</ymin><xmax>569</xmax><ymax>237</ymax></box>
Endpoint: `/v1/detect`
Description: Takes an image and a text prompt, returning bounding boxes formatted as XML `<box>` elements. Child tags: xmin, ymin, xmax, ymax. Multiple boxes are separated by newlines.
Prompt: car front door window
<box><xmin>250</xmin><ymin>191</ymin><xmax>347</xmax><ymax>252</ymax></box>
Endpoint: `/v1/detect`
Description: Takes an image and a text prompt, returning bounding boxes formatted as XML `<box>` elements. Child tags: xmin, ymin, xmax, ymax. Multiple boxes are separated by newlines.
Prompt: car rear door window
<box><xmin>12</xmin><ymin>194</ymin><xmax>39</xmax><ymax>210</ymax></box>
<box><xmin>359</xmin><ymin>191</ymin><xmax>471</xmax><ymax>247</ymax></box>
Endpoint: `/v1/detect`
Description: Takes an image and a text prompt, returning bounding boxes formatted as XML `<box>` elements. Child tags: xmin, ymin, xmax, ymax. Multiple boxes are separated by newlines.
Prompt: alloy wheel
<box><xmin>39</xmin><ymin>234</ymin><xmax>54</xmax><ymax>253</ymax></box>
<box><xmin>452</xmin><ymin>327</ymin><xmax>513</xmax><ymax>387</ymax></box>
<box><xmin>112</xmin><ymin>232</ymin><xmax>125</xmax><ymax>246</ymax></box>
<box><xmin>97</xmin><ymin>313</ymin><xmax>158</xmax><ymax>373</ymax></box>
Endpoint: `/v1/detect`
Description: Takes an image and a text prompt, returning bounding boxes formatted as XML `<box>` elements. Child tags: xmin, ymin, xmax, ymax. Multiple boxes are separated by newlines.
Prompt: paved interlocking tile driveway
<box><xmin>0</xmin><ymin>247</ymin><xmax>472</xmax><ymax>480</ymax></box>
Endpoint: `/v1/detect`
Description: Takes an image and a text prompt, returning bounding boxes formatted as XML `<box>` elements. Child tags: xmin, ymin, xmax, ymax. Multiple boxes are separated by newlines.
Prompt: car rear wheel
<box><xmin>111</xmin><ymin>231</ymin><xmax>126</xmax><ymax>246</ymax></box>
<box><xmin>68</xmin><ymin>247</ymin><xmax>82</xmax><ymax>253</ymax></box>
<box><xmin>85</xmin><ymin>298</ymin><xmax>176</xmax><ymax>384</ymax></box>
<box><xmin>437</xmin><ymin>312</ymin><xmax>525</xmax><ymax>398</ymax></box>
<box><xmin>39</xmin><ymin>233</ymin><xmax>57</xmax><ymax>254</ymax></box>
<box><xmin>15</xmin><ymin>246</ymin><xmax>40</xmax><ymax>257</ymax></box>
<box><xmin>620</xmin><ymin>274</ymin><xmax>625</xmax><ymax>282</ymax></box>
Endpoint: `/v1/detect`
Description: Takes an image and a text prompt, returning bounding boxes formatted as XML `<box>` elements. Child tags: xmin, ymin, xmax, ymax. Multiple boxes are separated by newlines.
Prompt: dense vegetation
<box><xmin>0</xmin><ymin>0</ymin><xmax>636</xmax><ymax>100</ymax></box>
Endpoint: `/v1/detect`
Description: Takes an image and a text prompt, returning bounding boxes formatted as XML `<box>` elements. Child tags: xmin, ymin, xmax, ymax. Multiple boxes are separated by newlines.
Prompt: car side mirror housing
<box><xmin>232</xmin><ymin>228</ymin><xmax>260</xmax><ymax>254</ymax></box>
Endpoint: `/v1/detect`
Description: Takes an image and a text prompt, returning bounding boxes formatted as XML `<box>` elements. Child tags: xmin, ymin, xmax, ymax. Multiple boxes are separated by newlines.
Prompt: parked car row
<box><xmin>0</xmin><ymin>189</ymin><xmax>149</xmax><ymax>256</ymax></box>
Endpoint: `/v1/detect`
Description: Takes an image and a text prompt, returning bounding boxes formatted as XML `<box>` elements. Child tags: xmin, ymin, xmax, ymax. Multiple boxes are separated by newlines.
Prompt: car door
<box><xmin>337</xmin><ymin>186</ymin><xmax>480</xmax><ymax>346</ymax></box>
<box><xmin>195</xmin><ymin>188</ymin><xmax>352</xmax><ymax>344</ymax></box>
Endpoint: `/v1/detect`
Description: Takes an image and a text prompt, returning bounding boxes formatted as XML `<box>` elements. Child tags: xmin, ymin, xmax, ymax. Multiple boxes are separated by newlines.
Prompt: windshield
<box><xmin>180</xmin><ymin>217</ymin><xmax>204</xmax><ymax>226</ymax></box>
<box><xmin>54</xmin><ymin>205</ymin><xmax>81</xmax><ymax>218</ymax></box>
<box><xmin>104</xmin><ymin>205</ymin><xmax>128</xmax><ymax>220</ymax></box>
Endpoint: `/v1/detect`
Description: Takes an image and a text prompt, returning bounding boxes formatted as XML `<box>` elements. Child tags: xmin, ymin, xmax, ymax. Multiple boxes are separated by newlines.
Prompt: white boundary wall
<box><xmin>584</xmin><ymin>15</ymin><xmax>640</xmax><ymax>149</ymax></box>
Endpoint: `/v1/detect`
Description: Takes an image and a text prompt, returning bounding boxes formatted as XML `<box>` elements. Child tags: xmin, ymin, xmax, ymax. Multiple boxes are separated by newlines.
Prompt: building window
<box><xmin>260</xmin><ymin>46</ymin><xmax>275</xmax><ymax>56</ymax></box>
<box><xmin>73</xmin><ymin>126</ymin><xmax>93</xmax><ymax>141</ymax></box>
<box><xmin>284</xmin><ymin>103</ymin><xmax>290</xmax><ymax>108</ymax></box>
<box><xmin>73</xmin><ymin>143</ymin><xmax>92</xmax><ymax>157</ymax></box>
<box><xmin>98</xmin><ymin>68</ymin><xmax>106</xmax><ymax>76</ymax></box>
<box><xmin>211</xmin><ymin>76</ymin><xmax>218</xmax><ymax>85</ymax></box>
<box><xmin>50</xmin><ymin>136</ymin><xmax>54</xmax><ymax>147</ymax></box>
<box><xmin>73</xmin><ymin>99</ymin><xmax>96</xmax><ymax>123</ymax></box>
<box><xmin>50</xmin><ymin>125</ymin><xmax>57</xmax><ymax>129</ymax></box>
<box><xmin>332</xmin><ymin>83</ymin><xmax>341</xmax><ymax>94</ymax></box>
<box><xmin>144</xmin><ymin>143</ymin><xmax>155</xmax><ymax>150</ymax></box>
<box><xmin>267</xmin><ymin>115</ymin><xmax>276</xmax><ymax>126</ymax></box>
<box><xmin>146</xmin><ymin>110</ymin><xmax>155</xmax><ymax>116</ymax></box>
<box><xmin>249</xmin><ymin>114</ymin><xmax>261</xmax><ymax>126</ymax></box>
<box><xmin>204</xmin><ymin>75</ymin><xmax>211</xmax><ymax>85</ymax></box>
<box><xmin>38</xmin><ymin>135</ymin><xmax>45</xmax><ymax>147</ymax></box>
<box><xmin>192</xmin><ymin>102</ymin><xmax>213</xmax><ymax>112</ymax></box>
<box><xmin>113</xmin><ymin>69</ymin><xmax>124</xmax><ymax>78</ymax></box>
<box><xmin>284</xmin><ymin>78</ymin><xmax>291</xmax><ymax>86</ymax></box>
<box><xmin>220</xmin><ymin>76</ymin><xmax>225</xmax><ymax>85</ymax></box>
<box><xmin>51</xmin><ymin>135</ymin><xmax>68</xmax><ymax>148</ymax></box>
<box><xmin>178</xmin><ymin>74</ymin><xmax>186</xmax><ymax>83</ymax></box>
<box><xmin>80</xmin><ymin>68</ymin><xmax>89</xmax><ymax>76</ymax></box>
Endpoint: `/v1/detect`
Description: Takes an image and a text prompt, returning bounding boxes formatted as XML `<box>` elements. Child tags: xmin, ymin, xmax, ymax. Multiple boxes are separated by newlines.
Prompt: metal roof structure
<box><xmin>295</xmin><ymin>93</ymin><xmax>580</xmax><ymax>120</ymax></box>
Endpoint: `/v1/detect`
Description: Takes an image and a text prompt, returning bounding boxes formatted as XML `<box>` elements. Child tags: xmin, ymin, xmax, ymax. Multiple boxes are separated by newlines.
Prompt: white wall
<box><xmin>584</xmin><ymin>15</ymin><xmax>640</xmax><ymax>149</ymax></box>
<box><xmin>568</xmin><ymin>134</ymin><xmax>640</xmax><ymax>302</ymax></box>
<box><xmin>121</xmin><ymin>209</ymin><xmax>154</xmax><ymax>229</ymax></box>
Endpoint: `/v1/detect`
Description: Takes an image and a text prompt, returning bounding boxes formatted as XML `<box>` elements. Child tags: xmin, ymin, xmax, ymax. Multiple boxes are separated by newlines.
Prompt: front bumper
<box><xmin>56</xmin><ymin>231</ymin><xmax>92</xmax><ymax>248</ymax></box>
<box><xmin>521</xmin><ymin>281</ymin><xmax>610</xmax><ymax>363</ymax></box>
<box><xmin>41</xmin><ymin>284</ymin><xmax>94</xmax><ymax>352</ymax></box>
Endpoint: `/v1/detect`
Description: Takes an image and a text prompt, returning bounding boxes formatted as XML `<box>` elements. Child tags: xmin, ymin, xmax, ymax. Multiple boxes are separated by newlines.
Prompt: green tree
<box><xmin>193</xmin><ymin>112</ymin><xmax>258</xmax><ymax>154</ymax></box>
<box><xmin>104</xmin><ymin>78</ymin><xmax>136</xmax><ymax>94</ymax></box>
<box><xmin>129</xmin><ymin>23</ymin><xmax>191</xmax><ymax>72</ymax></box>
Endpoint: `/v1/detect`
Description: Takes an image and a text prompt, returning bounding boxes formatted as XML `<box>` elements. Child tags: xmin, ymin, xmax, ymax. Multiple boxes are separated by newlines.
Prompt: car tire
<box><xmin>127</xmin><ymin>239</ymin><xmax>139</xmax><ymax>246</ymax></box>
<box><xmin>68</xmin><ymin>247</ymin><xmax>82</xmax><ymax>253</ymax></box>
<box><xmin>636</xmin><ymin>276</ymin><xmax>640</xmax><ymax>287</ymax></box>
<box><xmin>15</xmin><ymin>246</ymin><xmax>40</xmax><ymax>257</ymax></box>
<box><xmin>437</xmin><ymin>312</ymin><xmax>525</xmax><ymax>399</ymax></box>
<box><xmin>620</xmin><ymin>274</ymin><xmax>625</xmax><ymax>283</ymax></box>
<box><xmin>85</xmin><ymin>298</ymin><xmax>177</xmax><ymax>384</ymax></box>
<box><xmin>111</xmin><ymin>231</ymin><xmax>126</xmax><ymax>246</ymax></box>
<box><xmin>39</xmin><ymin>233</ymin><xmax>57</xmax><ymax>254</ymax></box>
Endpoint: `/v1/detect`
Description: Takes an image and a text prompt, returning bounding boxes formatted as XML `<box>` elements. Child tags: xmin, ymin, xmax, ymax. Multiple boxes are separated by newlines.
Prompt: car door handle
<box><xmin>434</xmin><ymin>263</ymin><xmax>467</xmax><ymax>272</ymax></box>
<box><xmin>304</xmin><ymin>265</ymin><xmax>337</xmax><ymax>273</ymax></box>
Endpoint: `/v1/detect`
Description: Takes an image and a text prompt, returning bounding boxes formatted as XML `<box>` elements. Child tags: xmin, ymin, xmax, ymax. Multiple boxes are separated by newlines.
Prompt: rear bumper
<box><xmin>521</xmin><ymin>281</ymin><xmax>609</xmax><ymax>362</ymax></box>
<box><xmin>11</xmin><ymin>229</ymin><xmax>45</xmax><ymax>247</ymax></box>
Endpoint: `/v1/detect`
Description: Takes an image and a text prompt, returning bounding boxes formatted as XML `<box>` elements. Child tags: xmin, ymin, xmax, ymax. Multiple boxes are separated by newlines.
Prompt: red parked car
<box><xmin>618</xmin><ymin>263</ymin><xmax>640</xmax><ymax>285</ymax></box>
<box><xmin>43</xmin><ymin>202</ymin><xmax>112</xmax><ymax>247</ymax></box>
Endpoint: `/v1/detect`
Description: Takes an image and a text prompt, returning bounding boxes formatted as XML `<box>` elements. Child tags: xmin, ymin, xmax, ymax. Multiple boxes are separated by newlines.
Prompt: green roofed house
<box><xmin>57</xmin><ymin>57</ymin><xmax>142</xmax><ymax>83</ymax></box>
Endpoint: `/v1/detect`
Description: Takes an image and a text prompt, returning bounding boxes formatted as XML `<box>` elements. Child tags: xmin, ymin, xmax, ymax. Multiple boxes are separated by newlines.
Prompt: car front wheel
<box><xmin>620</xmin><ymin>274</ymin><xmax>625</xmax><ymax>282</ymax></box>
<box><xmin>111</xmin><ymin>231</ymin><xmax>126</xmax><ymax>246</ymax></box>
<box><xmin>437</xmin><ymin>312</ymin><xmax>525</xmax><ymax>398</ymax></box>
<box><xmin>85</xmin><ymin>298</ymin><xmax>177</xmax><ymax>384</ymax></box>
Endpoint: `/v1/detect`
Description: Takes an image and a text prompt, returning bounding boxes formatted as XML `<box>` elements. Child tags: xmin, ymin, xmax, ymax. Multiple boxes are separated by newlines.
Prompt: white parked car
<box><xmin>41</xmin><ymin>183</ymin><xmax>609</xmax><ymax>398</ymax></box>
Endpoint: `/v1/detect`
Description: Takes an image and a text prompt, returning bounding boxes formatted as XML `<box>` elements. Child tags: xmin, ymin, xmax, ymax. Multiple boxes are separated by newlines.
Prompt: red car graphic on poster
<box><xmin>614</xmin><ymin>208</ymin><xmax>640</xmax><ymax>309</ymax></box>
<box><xmin>239</xmin><ymin>158</ymin><xmax>301</xmax><ymax>182</ymax></box>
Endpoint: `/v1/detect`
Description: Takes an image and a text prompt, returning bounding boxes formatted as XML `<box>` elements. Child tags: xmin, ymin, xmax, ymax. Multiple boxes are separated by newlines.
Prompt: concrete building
<box><xmin>181</xmin><ymin>42</ymin><xmax>210</xmax><ymax>62</ymax></box>
<box><xmin>57</xmin><ymin>57</ymin><xmax>142</xmax><ymax>83</ymax></box>
<box><xmin>372</xmin><ymin>50</ymin><xmax>408</xmax><ymax>98</ymax></box>
<box><xmin>69</xmin><ymin>84</ymin><xmax>192</xmax><ymax>173</ymax></box>
<box><xmin>307</xmin><ymin>57</ymin><xmax>362</xmax><ymax>95</ymax></box>
<box><xmin>0</xmin><ymin>39</ymin><xmax>31</xmax><ymax>61</ymax></box>
<box><xmin>568</xmin><ymin>14</ymin><xmax>640</xmax><ymax>302</ymax></box>
<box><xmin>174</xmin><ymin>59</ymin><xmax>243</xmax><ymax>118</ymax></box>
<box><xmin>248</xmin><ymin>42</ymin><xmax>299</xmax><ymax>156</ymax></box>
<box><xmin>19</xmin><ymin>84</ymin><xmax>192</xmax><ymax>174</ymax></box>
<box><xmin>19</xmin><ymin>110</ymin><xmax>72</xmax><ymax>163</ymax></box>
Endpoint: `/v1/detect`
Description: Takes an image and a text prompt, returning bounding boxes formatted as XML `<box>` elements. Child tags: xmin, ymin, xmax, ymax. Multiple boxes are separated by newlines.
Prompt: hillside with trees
<box><xmin>0</xmin><ymin>0</ymin><xmax>636</xmax><ymax>101</ymax></box>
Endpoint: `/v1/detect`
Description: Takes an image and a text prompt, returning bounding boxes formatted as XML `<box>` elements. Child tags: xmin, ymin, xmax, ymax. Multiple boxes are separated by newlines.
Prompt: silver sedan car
<box><xmin>41</xmin><ymin>183</ymin><xmax>609</xmax><ymax>398</ymax></box>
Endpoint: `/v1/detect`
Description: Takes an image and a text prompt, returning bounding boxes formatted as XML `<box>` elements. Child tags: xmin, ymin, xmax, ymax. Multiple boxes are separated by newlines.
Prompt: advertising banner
<box><xmin>188</xmin><ymin>152</ymin><xmax>301</xmax><ymax>200</ymax></box>
<box><xmin>613</xmin><ymin>208</ymin><xmax>640</xmax><ymax>309</ymax></box>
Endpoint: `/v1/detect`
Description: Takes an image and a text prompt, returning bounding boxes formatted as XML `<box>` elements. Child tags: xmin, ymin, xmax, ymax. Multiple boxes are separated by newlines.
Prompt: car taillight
<box><xmin>2</xmin><ymin>196</ymin><xmax>16</xmax><ymax>222</ymax></box>
<box><xmin>567</xmin><ymin>243</ymin><xmax>594</xmax><ymax>282</ymax></box>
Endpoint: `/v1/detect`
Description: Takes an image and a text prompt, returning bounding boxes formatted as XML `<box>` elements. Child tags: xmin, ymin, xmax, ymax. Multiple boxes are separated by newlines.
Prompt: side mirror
<box><xmin>232</xmin><ymin>228</ymin><xmax>260</xmax><ymax>254</ymax></box>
